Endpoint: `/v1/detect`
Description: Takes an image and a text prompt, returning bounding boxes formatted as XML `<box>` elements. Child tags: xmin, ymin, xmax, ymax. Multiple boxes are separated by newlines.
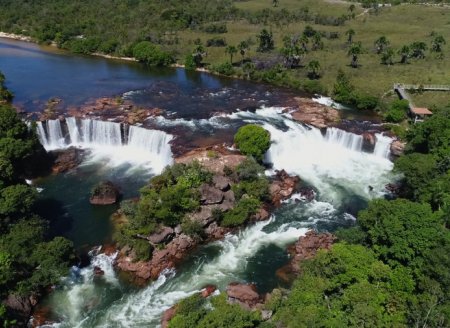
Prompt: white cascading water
<box><xmin>325</xmin><ymin>127</ymin><xmax>363</xmax><ymax>152</ymax></box>
<box><xmin>45</xmin><ymin>217</ymin><xmax>307</xmax><ymax>328</ymax></box>
<box><xmin>40</xmin><ymin>106</ymin><xmax>395</xmax><ymax>328</ymax></box>
<box><xmin>36</xmin><ymin>118</ymin><xmax>173</xmax><ymax>173</ymax></box>
<box><xmin>373</xmin><ymin>133</ymin><xmax>393</xmax><ymax>159</ymax></box>
<box><xmin>228</xmin><ymin>107</ymin><xmax>393</xmax><ymax>203</ymax></box>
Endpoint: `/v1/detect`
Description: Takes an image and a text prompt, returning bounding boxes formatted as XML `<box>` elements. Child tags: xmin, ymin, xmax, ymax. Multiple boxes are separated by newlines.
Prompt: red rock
<box><xmin>201</xmin><ymin>285</ymin><xmax>217</xmax><ymax>298</ymax></box>
<box><xmin>289</xmin><ymin>97</ymin><xmax>340</xmax><ymax>128</ymax></box>
<box><xmin>270</xmin><ymin>170</ymin><xmax>300</xmax><ymax>206</ymax></box>
<box><xmin>390</xmin><ymin>140</ymin><xmax>405</xmax><ymax>156</ymax></box>
<box><xmin>226</xmin><ymin>283</ymin><xmax>261</xmax><ymax>309</ymax></box>
<box><xmin>90</xmin><ymin>181</ymin><xmax>120</xmax><ymax>205</ymax></box>
<box><xmin>93</xmin><ymin>266</ymin><xmax>105</xmax><ymax>276</ymax></box>
<box><xmin>161</xmin><ymin>306</ymin><xmax>177</xmax><ymax>328</ymax></box>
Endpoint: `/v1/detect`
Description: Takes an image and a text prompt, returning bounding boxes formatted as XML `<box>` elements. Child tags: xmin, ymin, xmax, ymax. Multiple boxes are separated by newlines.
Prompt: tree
<box><xmin>280</xmin><ymin>35</ymin><xmax>303</xmax><ymax>68</ymax></box>
<box><xmin>410</xmin><ymin>41</ymin><xmax>427</xmax><ymax>59</ymax></box>
<box><xmin>348</xmin><ymin>42</ymin><xmax>363</xmax><ymax>68</ymax></box>
<box><xmin>398</xmin><ymin>45</ymin><xmax>410</xmax><ymax>64</ymax></box>
<box><xmin>307</xmin><ymin>60</ymin><xmax>321</xmax><ymax>79</ymax></box>
<box><xmin>192</xmin><ymin>44</ymin><xmax>207</xmax><ymax>67</ymax></box>
<box><xmin>132</xmin><ymin>41</ymin><xmax>174</xmax><ymax>66</ymax></box>
<box><xmin>272</xmin><ymin>0</ymin><xmax>279</xmax><ymax>7</ymax></box>
<box><xmin>349</xmin><ymin>4</ymin><xmax>356</xmax><ymax>13</ymax></box>
<box><xmin>225</xmin><ymin>45</ymin><xmax>237</xmax><ymax>64</ymax></box>
<box><xmin>234</xmin><ymin>124</ymin><xmax>271</xmax><ymax>161</ymax></box>
<box><xmin>381</xmin><ymin>48</ymin><xmax>394</xmax><ymax>65</ymax></box>
<box><xmin>345</xmin><ymin>29</ymin><xmax>355</xmax><ymax>44</ymax></box>
<box><xmin>237</xmin><ymin>41</ymin><xmax>249</xmax><ymax>63</ymax></box>
<box><xmin>311</xmin><ymin>33</ymin><xmax>323</xmax><ymax>51</ymax></box>
<box><xmin>257</xmin><ymin>29</ymin><xmax>274</xmax><ymax>52</ymax></box>
<box><xmin>431</xmin><ymin>35</ymin><xmax>446</xmax><ymax>53</ymax></box>
<box><xmin>358</xmin><ymin>199</ymin><xmax>443</xmax><ymax>268</ymax></box>
<box><xmin>374</xmin><ymin>36</ymin><xmax>390</xmax><ymax>54</ymax></box>
<box><xmin>383</xmin><ymin>99</ymin><xmax>408</xmax><ymax>122</ymax></box>
<box><xmin>242</xmin><ymin>61</ymin><xmax>255</xmax><ymax>80</ymax></box>
<box><xmin>299</xmin><ymin>34</ymin><xmax>309</xmax><ymax>52</ymax></box>
<box><xmin>333</xmin><ymin>69</ymin><xmax>354</xmax><ymax>104</ymax></box>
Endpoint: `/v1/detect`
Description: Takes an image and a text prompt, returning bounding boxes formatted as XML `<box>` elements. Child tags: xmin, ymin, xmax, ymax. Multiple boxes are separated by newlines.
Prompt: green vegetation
<box><xmin>383</xmin><ymin>99</ymin><xmax>409</xmax><ymax>122</ymax></box>
<box><xmin>169</xmin><ymin>293</ymin><xmax>262</xmax><ymax>328</ymax></box>
<box><xmin>168</xmin><ymin>105</ymin><xmax>450</xmax><ymax>327</ymax></box>
<box><xmin>0</xmin><ymin>72</ymin><xmax>74</xmax><ymax>324</ymax></box>
<box><xmin>234</xmin><ymin>125</ymin><xmax>271</xmax><ymax>162</ymax></box>
<box><xmin>1</xmin><ymin>0</ymin><xmax>449</xmax><ymax>107</ymax></box>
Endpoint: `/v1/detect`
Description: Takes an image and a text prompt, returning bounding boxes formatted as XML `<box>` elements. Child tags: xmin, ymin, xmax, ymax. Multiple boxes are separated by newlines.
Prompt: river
<box><xmin>0</xmin><ymin>38</ymin><xmax>394</xmax><ymax>327</ymax></box>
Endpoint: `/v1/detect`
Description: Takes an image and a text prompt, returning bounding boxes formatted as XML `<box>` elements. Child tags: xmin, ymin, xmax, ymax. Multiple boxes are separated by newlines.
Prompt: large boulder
<box><xmin>90</xmin><ymin>181</ymin><xmax>120</xmax><ymax>205</ymax></box>
<box><xmin>148</xmin><ymin>226</ymin><xmax>175</xmax><ymax>244</ymax></box>
<box><xmin>51</xmin><ymin>147</ymin><xmax>84</xmax><ymax>173</ymax></box>
<box><xmin>213</xmin><ymin>175</ymin><xmax>231</xmax><ymax>191</ymax></box>
<box><xmin>226</xmin><ymin>283</ymin><xmax>261</xmax><ymax>310</ymax></box>
<box><xmin>199</xmin><ymin>184</ymin><xmax>224</xmax><ymax>205</ymax></box>
<box><xmin>390</xmin><ymin>140</ymin><xmax>406</xmax><ymax>157</ymax></box>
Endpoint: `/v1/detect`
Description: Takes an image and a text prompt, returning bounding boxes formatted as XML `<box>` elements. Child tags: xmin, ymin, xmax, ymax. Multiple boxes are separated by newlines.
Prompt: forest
<box><xmin>0</xmin><ymin>72</ymin><xmax>75</xmax><ymax>326</ymax></box>
<box><xmin>0</xmin><ymin>0</ymin><xmax>449</xmax><ymax>109</ymax></box>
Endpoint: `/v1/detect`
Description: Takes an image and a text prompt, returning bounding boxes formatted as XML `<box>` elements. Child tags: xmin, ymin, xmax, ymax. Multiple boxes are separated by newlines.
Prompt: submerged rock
<box><xmin>89</xmin><ymin>181</ymin><xmax>120</xmax><ymax>205</ymax></box>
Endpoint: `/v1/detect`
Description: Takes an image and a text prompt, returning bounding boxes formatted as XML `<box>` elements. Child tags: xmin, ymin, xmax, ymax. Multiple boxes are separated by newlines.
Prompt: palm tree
<box><xmin>243</xmin><ymin>61</ymin><xmax>255</xmax><ymax>79</ymax></box>
<box><xmin>345</xmin><ymin>29</ymin><xmax>355</xmax><ymax>44</ymax></box>
<box><xmin>225</xmin><ymin>45</ymin><xmax>237</xmax><ymax>64</ymax></box>
<box><xmin>348</xmin><ymin>42</ymin><xmax>363</xmax><ymax>68</ymax></box>
<box><xmin>431</xmin><ymin>35</ymin><xmax>446</xmax><ymax>53</ymax></box>
<box><xmin>349</xmin><ymin>4</ymin><xmax>356</xmax><ymax>13</ymax></box>
<box><xmin>398</xmin><ymin>45</ymin><xmax>410</xmax><ymax>64</ymax></box>
<box><xmin>381</xmin><ymin>48</ymin><xmax>394</xmax><ymax>65</ymax></box>
<box><xmin>410</xmin><ymin>41</ymin><xmax>427</xmax><ymax>59</ymax></box>
<box><xmin>272</xmin><ymin>0</ymin><xmax>279</xmax><ymax>7</ymax></box>
<box><xmin>193</xmin><ymin>45</ymin><xmax>206</xmax><ymax>67</ymax></box>
<box><xmin>307</xmin><ymin>60</ymin><xmax>321</xmax><ymax>79</ymax></box>
<box><xmin>299</xmin><ymin>34</ymin><xmax>309</xmax><ymax>52</ymax></box>
<box><xmin>237</xmin><ymin>41</ymin><xmax>249</xmax><ymax>63</ymax></box>
<box><xmin>374</xmin><ymin>36</ymin><xmax>390</xmax><ymax>54</ymax></box>
<box><xmin>312</xmin><ymin>33</ymin><xmax>323</xmax><ymax>50</ymax></box>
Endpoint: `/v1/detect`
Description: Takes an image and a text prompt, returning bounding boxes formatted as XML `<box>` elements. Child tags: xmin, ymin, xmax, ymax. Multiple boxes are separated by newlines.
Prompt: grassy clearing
<box><xmin>410</xmin><ymin>91</ymin><xmax>450</xmax><ymax>108</ymax></box>
<box><xmin>178</xmin><ymin>1</ymin><xmax>450</xmax><ymax>107</ymax></box>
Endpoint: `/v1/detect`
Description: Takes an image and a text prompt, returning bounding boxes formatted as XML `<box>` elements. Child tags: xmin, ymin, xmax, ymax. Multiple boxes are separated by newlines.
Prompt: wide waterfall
<box><xmin>373</xmin><ymin>133</ymin><xmax>393</xmax><ymax>159</ymax></box>
<box><xmin>325</xmin><ymin>127</ymin><xmax>363</xmax><ymax>152</ymax></box>
<box><xmin>36</xmin><ymin>117</ymin><xmax>173</xmax><ymax>173</ymax></box>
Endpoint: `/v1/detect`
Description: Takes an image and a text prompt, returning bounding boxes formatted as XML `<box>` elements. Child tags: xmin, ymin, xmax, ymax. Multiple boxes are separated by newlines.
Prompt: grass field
<box><xmin>176</xmin><ymin>1</ymin><xmax>450</xmax><ymax>108</ymax></box>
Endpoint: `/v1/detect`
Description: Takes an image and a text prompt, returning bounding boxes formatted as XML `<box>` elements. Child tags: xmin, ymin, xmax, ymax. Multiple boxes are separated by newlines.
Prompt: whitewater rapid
<box><xmin>39</xmin><ymin>106</ymin><xmax>395</xmax><ymax>328</ymax></box>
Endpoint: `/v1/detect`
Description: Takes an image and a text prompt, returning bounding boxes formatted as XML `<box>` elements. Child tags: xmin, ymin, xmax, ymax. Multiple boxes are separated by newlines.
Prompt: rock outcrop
<box><xmin>89</xmin><ymin>181</ymin><xmax>121</xmax><ymax>205</ymax></box>
<box><xmin>148</xmin><ymin>226</ymin><xmax>175</xmax><ymax>245</ymax></box>
<box><xmin>51</xmin><ymin>147</ymin><xmax>85</xmax><ymax>174</ymax></box>
<box><xmin>277</xmin><ymin>231</ymin><xmax>336</xmax><ymax>282</ymax></box>
<box><xmin>175</xmin><ymin>147</ymin><xmax>246</xmax><ymax>174</ymax></box>
<box><xmin>116</xmin><ymin>234</ymin><xmax>196</xmax><ymax>281</ymax></box>
<box><xmin>288</xmin><ymin>97</ymin><xmax>340</xmax><ymax>128</ymax></box>
<box><xmin>226</xmin><ymin>283</ymin><xmax>262</xmax><ymax>310</ymax></box>
<box><xmin>390</xmin><ymin>140</ymin><xmax>406</xmax><ymax>157</ymax></box>
<box><xmin>269</xmin><ymin>170</ymin><xmax>300</xmax><ymax>206</ymax></box>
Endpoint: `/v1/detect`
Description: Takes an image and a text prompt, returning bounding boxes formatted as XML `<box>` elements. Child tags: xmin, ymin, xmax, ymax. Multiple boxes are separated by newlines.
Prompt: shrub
<box><xmin>206</xmin><ymin>37</ymin><xmax>227</xmax><ymax>47</ymax></box>
<box><xmin>221</xmin><ymin>197</ymin><xmax>261</xmax><ymax>227</ymax></box>
<box><xmin>132</xmin><ymin>41</ymin><xmax>174</xmax><ymax>66</ymax></box>
<box><xmin>384</xmin><ymin>99</ymin><xmax>409</xmax><ymax>123</ymax></box>
<box><xmin>234</xmin><ymin>125</ymin><xmax>271</xmax><ymax>161</ymax></box>
<box><xmin>120</xmin><ymin>200</ymin><xmax>137</xmax><ymax>218</ymax></box>
<box><xmin>211</xmin><ymin>62</ymin><xmax>235</xmax><ymax>76</ymax></box>
<box><xmin>355</xmin><ymin>94</ymin><xmax>379</xmax><ymax>110</ymax></box>
<box><xmin>184</xmin><ymin>54</ymin><xmax>197</xmax><ymax>70</ymax></box>
<box><xmin>181</xmin><ymin>219</ymin><xmax>204</xmax><ymax>239</ymax></box>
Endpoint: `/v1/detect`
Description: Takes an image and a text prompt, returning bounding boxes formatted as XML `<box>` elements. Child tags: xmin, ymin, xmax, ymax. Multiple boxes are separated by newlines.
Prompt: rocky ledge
<box><xmin>114</xmin><ymin>149</ymin><xmax>302</xmax><ymax>283</ymax></box>
<box><xmin>50</xmin><ymin>147</ymin><xmax>85</xmax><ymax>174</ymax></box>
<box><xmin>89</xmin><ymin>181</ymin><xmax>121</xmax><ymax>205</ymax></box>
<box><xmin>277</xmin><ymin>231</ymin><xmax>336</xmax><ymax>281</ymax></box>
<box><xmin>287</xmin><ymin>97</ymin><xmax>340</xmax><ymax>129</ymax></box>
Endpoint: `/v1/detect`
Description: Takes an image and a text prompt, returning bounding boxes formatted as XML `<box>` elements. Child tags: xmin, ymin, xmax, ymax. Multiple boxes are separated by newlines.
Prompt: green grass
<box><xmin>178</xmin><ymin>1</ymin><xmax>450</xmax><ymax>107</ymax></box>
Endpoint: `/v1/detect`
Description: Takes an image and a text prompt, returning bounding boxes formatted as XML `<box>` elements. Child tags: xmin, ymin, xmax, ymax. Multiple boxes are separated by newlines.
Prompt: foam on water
<box><xmin>36</xmin><ymin>118</ymin><xmax>173</xmax><ymax>174</ymax></box>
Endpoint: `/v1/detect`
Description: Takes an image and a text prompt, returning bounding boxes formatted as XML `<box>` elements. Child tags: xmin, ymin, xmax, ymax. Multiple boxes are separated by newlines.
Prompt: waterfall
<box><xmin>325</xmin><ymin>127</ymin><xmax>363</xmax><ymax>152</ymax></box>
<box><xmin>35</xmin><ymin>117</ymin><xmax>173</xmax><ymax>173</ymax></box>
<box><xmin>373</xmin><ymin>133</ymin><xmax>392</xmax><ymax>159</ymax></box>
